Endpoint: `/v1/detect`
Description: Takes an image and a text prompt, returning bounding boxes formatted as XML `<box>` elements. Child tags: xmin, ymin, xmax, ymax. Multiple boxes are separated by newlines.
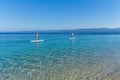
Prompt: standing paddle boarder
<box><xmin>36</xmin><ymin>32</ymin><xmax>39</xmax><ymax>41</ymax></box>
<box><xmin>30</xmin><ymin>32</ymin><xmax>44</xmax><ymax>42</ymax></box>
<box><xmin>71</xmin><ymin>32</ymin><xmax>74</xmax><ymax>38</ymax></box>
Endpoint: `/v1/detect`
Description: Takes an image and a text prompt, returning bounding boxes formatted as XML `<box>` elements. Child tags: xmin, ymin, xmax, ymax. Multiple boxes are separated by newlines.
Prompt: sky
<box><xmin>0</xmin><ymin>0</ymin><xmax>120</xmax><ymax>31</ymax></box>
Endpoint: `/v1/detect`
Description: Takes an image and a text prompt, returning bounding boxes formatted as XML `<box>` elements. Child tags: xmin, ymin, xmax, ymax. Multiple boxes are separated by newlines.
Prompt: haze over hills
<box><xmin>1</xmin><ymin>28</ymin><xmax>120</xmax><ymax>34</ymax></box>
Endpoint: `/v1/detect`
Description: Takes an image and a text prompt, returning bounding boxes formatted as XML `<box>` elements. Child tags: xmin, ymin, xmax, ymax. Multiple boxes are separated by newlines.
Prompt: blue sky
<box><xmin>0</xmin><ymin>0</ymin><xmax>120</xmax><ymax>31</ymax></box>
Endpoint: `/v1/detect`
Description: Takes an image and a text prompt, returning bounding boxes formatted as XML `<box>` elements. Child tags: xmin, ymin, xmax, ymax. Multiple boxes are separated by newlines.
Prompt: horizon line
<box><xmin>0</xmin><ymin>27</ymin><xmax>120</xmax><ymax>33</ymax></box>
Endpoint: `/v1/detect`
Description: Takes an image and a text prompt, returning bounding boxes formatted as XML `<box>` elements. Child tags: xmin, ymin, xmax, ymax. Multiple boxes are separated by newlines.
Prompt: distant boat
<box><xmin>30</xmin><ymin>32</ymin><xmax>44</xmax><ymax>42</ymax></box>
<box><xmin>69</xmin><ymin>33</ymin><xmax>75</xmax><ymax>40</ymax></box>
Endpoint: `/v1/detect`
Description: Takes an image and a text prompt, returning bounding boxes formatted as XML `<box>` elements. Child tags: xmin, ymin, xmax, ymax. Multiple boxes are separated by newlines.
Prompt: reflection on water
<box><xmin>36</xmin><ymin>42</ymin><xmax>38</xmax><ymax>49</ymax></box>
<box><xmin>0</xmin><ymin>34</ymin><xmax>120</xmax><ymax>80</ymax></box>
<box><xmin>70</xmin><ymin>39</ymin><xmax>74</xmax><ymax>44</ymax></box>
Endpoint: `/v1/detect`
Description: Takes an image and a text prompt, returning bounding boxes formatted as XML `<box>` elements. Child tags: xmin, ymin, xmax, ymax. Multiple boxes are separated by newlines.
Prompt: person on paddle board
<box><xmin>71</xmin><ymin>32</ymin><xmax>74</xmax><ymax>38</ymax></box>
<box><xmin>36</xmin><ymin>32</ymin><xmax>39</xmax><ymax>41</ymax></box>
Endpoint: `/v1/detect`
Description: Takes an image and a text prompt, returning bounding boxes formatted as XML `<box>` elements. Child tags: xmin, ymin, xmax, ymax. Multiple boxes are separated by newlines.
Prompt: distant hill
<box><xmin>1</xmin><ymin>28</ymin><xmax>120</xmax><ymax>34</ymax></box>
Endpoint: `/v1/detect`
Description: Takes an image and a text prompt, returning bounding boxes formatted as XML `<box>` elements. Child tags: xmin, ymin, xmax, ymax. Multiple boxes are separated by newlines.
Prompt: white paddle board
<box><xmin>69</xmin><ymin>37</ymin><xmax>75</xmax><ymax>40</ymax></box>
<box><xmin>30</xmin><ymin>39</ymin><xmax>44</xmax><ymax>42</ymax></box>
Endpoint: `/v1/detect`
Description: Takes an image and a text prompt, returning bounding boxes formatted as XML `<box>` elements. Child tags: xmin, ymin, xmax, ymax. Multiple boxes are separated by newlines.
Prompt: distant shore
<box><xmin>1</xmin><ymin>28</ymin><xmax>120</xmax><ymax>34</ymax></box>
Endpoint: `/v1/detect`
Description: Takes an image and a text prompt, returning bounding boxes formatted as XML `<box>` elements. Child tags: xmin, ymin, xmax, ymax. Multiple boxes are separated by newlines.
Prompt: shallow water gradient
<box><xmin>0</xmin><ymin>34</ymin><xmax>120</xmax><ymax>80</ymax></box>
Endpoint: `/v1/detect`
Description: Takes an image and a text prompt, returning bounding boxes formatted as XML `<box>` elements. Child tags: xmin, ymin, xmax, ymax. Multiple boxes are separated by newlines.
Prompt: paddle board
<box><xmin>69</xmin><ymin>37</ymin><xmax>75</xmax><ymax>40</ymax></box>
<box><xmin>30</xmin><ymin>39</ymin><xmax>44</xmax><ymax>42</ymax></box>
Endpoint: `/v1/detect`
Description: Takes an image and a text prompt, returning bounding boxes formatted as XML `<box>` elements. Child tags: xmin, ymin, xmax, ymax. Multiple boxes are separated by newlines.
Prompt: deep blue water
<box><xmin>0</xmin><ymin>33</ymin><xmax>120</xmax><ymax>80</ymax></box>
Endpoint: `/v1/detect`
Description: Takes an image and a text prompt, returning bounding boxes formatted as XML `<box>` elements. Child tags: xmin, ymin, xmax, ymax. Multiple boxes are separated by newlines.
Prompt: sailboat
<box><xmin>69</xmin><ymin>33</ymin><xmax>75</xmax><ymax>40</ymax></box>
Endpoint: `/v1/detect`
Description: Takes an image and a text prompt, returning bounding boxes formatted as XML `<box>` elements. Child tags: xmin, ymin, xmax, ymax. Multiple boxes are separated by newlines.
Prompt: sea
<box><xmin>0</xmin><ymin>33</ymin><xmax>120</xmax><ymax>80</ymax></box>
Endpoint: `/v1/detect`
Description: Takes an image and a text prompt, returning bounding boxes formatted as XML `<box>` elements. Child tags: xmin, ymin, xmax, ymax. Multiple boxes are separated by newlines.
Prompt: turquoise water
<box><xmin>0</xmin><ymin>33</ymin><xmax>120</xmax><ymax>80</ymax></box>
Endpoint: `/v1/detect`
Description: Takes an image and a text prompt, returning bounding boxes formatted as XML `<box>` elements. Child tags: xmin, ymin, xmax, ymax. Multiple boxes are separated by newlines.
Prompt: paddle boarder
<box><xmin>71</xmin><ymin>32</ymin><xmax>74</xmax><ymax>38</ymax></box>
<box><xmin>36</xmin><ymin>32</ymin><xmax>39</xmax><ymax>41</ymax></box>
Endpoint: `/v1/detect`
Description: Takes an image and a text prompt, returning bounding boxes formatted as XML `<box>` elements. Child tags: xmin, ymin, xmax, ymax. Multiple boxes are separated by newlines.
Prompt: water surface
<box><xmin>0</xmin><ymin>33</ymin><xmax>120</xmax><ymax>80</ymax></box>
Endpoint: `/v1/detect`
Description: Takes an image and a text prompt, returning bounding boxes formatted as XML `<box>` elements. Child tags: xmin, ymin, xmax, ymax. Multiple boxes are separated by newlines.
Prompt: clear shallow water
<box><xmin>0</xmin><ymin>34</ymin><xmax>120</xmax><ymax>80</ymax></box>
